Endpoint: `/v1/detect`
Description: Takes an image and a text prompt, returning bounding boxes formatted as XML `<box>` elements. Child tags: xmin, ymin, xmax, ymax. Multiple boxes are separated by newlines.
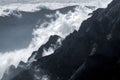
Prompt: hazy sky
<box><xmin>0</xmin><ymin>0</ymin><xmax>111</xmax><ymax>5</ymax></box>
<box><xmin>0</xmin><ymin>0</ymin><xmax>90</xmax><ymax>3</ymax></box>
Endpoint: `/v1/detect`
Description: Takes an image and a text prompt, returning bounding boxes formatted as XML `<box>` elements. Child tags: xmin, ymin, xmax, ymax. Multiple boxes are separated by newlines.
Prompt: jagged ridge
<box><xmin>2</xmin><ymin>0</ymin><xmax>120</xmax><ymax>80</ymax></box>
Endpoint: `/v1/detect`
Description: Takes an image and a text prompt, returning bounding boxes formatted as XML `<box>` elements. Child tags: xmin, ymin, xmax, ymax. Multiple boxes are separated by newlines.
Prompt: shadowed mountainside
<box><xmin>2</xmin><ymin>0</ymin><xmax>120</xmax><ymax>80</ymax></box>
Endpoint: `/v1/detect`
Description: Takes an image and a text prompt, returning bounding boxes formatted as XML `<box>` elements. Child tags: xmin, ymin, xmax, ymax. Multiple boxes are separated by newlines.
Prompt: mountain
<box><xmin>1</xmin><ymin>62</ymin><xmax>26</xmax><ymax>80</ymax></box>
<box><xmin>2</xmin><ymin>0</ymin><xmax>120</xmax><ymax>80</ymax></box>
<box><xmin>69</xmin><ymin>0</ymin><xmax>120</xmax><ymax>80</ymax></box>
<box><xmin>1</xmin><ymin>35</ymin><xmax>61</xmax><ymax>80</ymax></box>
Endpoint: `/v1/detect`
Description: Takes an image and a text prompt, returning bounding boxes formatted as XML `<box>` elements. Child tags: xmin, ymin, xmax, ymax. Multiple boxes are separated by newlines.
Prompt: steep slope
<box><xmin>69</xmin><ymin>0</ymin><xmax>120</xmax><ymax>80</ymax></box>
<box><xmin>1</xmin><ymin>35</ymin><xmax>61</xmax><ymax>80</ymax></box>
<box><xmin>2</xmin><ymin>0</ymin><xmax>120</xmax><ymax>80</ymax></box>
<box><xmin>34</xmin><ymin>0</ymin><xmax>120</xmax><ymax>80</ymax></box>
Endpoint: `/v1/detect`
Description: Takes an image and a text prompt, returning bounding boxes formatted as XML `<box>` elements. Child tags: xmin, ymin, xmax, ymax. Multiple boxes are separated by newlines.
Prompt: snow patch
<box><xmin>28</xmin><ymin>52</ymin><xmax>37</xmax><ymax>63</ymax></box>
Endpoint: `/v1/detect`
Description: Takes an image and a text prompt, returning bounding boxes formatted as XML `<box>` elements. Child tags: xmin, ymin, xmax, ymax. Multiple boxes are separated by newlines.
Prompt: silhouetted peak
<box><xmin>108</xmin><ymin>0</ymin><xmax>120</xmax><ymax>9</ymax></box>
<box><xmin>19</xmin><ymin>61</ymin><xmax>26</xmax><ymax>65</ymax></box>
<box><xmin>45</xmin><ymin>35</ymin><xmax>60</xmax><ymax>46</ymax></box>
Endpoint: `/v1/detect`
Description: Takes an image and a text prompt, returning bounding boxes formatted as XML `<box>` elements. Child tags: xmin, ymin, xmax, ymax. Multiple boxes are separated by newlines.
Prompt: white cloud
<box><xmin>0</xmin><ymin>48</ymin><xmax>33</xmax><ymax>78</ymax></box>
<box><xmin>0</xmin><ymin>0</ymin><xmax>112</xmax><ymax>16</ymax></box>
<box><xmin>42</xmin><ymin>48</ymin><xmax>54</xmax><ymax>57</ymax></box>
<box><xmin>0</xmin><ymin>0</ymin><xmax>112</xmax><ymax>5</ymax></box>
<box><xmin>0</xmin><ymin>0</ymin><xmax>112</xmax><ymax>79</ymax></box>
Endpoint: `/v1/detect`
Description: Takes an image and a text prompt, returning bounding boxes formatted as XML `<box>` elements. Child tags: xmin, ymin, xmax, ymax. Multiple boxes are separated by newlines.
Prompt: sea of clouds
<box><xmin>0</xmin><ymin>0</ymin><xmax>112</xmax><ymax>79</ymax></box>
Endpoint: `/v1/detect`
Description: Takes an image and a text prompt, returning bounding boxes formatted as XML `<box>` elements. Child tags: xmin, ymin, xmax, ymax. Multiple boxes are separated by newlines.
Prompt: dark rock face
<box><xmin>69</xmin><ymin>0</ymin><xmax>120</xmax><ymax>80</ymax></box>
<box><xmin>1</xmin><ymin>35</ymin><xmax>61</xmax><ymax>80</ymax></box>
<box><xmin>2</xmin><ymin>0</ymin><xmax>120</xmax><ymax>80</ymax></box>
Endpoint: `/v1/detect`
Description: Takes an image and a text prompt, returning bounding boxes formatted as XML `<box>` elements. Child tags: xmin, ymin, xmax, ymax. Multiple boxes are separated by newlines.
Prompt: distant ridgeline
<box><xmin>2</xmin><ymin>0</ymin><xmax>120</xmax><ymax>80</ymax></box>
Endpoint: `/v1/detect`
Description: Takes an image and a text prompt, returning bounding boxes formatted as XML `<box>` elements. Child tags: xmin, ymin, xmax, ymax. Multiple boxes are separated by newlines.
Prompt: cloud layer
<box><xmin>0</xmin><ymin>0</ymin><xmax>112</xmax><ymax>5</ymax></box>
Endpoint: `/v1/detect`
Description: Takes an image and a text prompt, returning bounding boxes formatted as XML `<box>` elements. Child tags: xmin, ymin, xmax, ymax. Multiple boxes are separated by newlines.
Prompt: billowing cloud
<box><xmin>0</xmin><ymin>0</ymin><xmax>112</xmax><ymax>16</ymax></box>
<box><xmin>0</xmin><ymin>0</ymin><xmax>112</xmax><ymax>79</ymax></box>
